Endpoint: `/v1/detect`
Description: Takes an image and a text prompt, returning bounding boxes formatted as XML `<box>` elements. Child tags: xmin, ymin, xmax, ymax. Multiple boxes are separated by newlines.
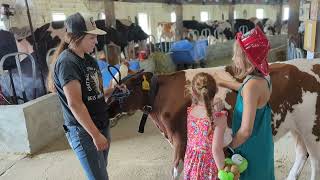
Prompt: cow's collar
<box><xmin>138</xmin><ymin>74</ymin><xmax>158</xmax><ymax>133</ymax></box>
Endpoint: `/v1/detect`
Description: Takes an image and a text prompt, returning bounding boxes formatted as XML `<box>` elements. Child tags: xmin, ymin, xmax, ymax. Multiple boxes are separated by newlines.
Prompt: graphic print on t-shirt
<box><xmin>85</xmin><ymin>66</ymin><xmax>104</xmax><ymax>101</ymax></box>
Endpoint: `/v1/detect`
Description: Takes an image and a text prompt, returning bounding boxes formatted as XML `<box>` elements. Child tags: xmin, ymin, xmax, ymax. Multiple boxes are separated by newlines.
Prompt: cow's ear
<box><xmin>135</xmin><ymin>69</ymin><xmax>144</xmax><ymax>77</ymax></box>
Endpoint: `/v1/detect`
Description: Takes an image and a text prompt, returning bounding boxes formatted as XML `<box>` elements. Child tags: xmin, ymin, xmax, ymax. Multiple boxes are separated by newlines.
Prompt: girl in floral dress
<box><xmin>184</xmin><ymin>72</ymin><xmax>228</xmax><ymax>180</ymax></box>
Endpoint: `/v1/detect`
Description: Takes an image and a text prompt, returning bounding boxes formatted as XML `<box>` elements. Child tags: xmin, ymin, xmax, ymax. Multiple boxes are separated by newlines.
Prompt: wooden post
<box><xmin>228</xmin><ymin>2</ymin><xmax>235</xmax><ymax>33</ymax></box>
<box><xmin>288</xmin><ymin>0</ymin><xmax>300</xmax><ymax>47</ymax></box>
<box><xmin>309</xmin><ymin>0</ymin><xmax>320</xmax><ymax>57</ymax></box>
<box><xmin>275</xmin><ymin>0</ymin><xmax>283</xmax><ymax>35</ymax></box>
<box><xmin>175</xmin><ymin>4</ymin><xmax>183</xmax><ymax>40</ymax></box>
<box><xmin>310</xmin><ymin>0</ymin><xmax>320</xmax><ymax>21</ymax></box>
<box><xmin>104</xmin><ymin>0</ymin><xmax>117</xmax><ymax>63</ymax></box>
<box><xmin>134</xmin><ymin>16</ymin><xmax>139</xmax><ymax>25</ymax></box>
<box><xmin>25</xmin><ymin>0</ymin><xmax>47</xmax><ymax>94</ymax></box>
<box><xmin>104</xmin><ymin>0</ymin><xmax>116</xmax><ymax>28</ymax></box>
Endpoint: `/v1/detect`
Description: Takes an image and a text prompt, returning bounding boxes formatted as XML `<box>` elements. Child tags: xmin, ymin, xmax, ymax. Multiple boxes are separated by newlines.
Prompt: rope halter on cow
<box><xmin>107</xmin><ymin>64</ymin><xmax>132</xmax><ymax>109</ymax></box>
<box><xmin>138</xmin><ymin>74</ymin><xmax>158</xmax><ymax>133</ymax></box>
<box><xmin>107</xmin><ymin>65</ymin><xmax>158</xmax><ymax>133</ymax></box>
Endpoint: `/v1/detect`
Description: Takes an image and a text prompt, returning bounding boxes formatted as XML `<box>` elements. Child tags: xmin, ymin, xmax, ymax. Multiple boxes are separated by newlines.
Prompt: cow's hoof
<box><xmin>172</xmin><ymin>167</ymin><xmax>179</xmax><ymax>180</ymax></box>
<box><xmin>172</xmin><ymin>160</ymin><xmax>183</xmax><ymax>180</ymax></box>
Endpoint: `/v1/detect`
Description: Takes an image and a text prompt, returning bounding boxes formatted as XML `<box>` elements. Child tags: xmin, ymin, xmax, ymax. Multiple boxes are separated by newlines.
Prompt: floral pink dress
<box><xmin>184</xmin><ymin>106</ymin><xmax>218</xmax><ymax>180</ymax></box>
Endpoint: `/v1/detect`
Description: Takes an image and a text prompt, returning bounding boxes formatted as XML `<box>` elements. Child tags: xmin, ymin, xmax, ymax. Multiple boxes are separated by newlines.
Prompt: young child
<box><xmin>215</xmin><ymin>26</ymin><xmax>274</xmax><ymax>180</ymax></box>
<box><xmin>184</xmin><ymin>72</ymin><xmax>229</xmax><ymax>180</ymax></box>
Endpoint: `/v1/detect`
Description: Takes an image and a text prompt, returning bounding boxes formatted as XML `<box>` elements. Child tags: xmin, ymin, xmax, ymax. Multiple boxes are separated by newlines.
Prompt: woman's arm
<box><xmin>214</xmin><ymin>74</ymin><xmax>242</xmax><ymax>91</ymax></box>
<box><xmin>219</xmin><ymin>80</ymin><xmax>242</xmax><ymax>91</ymax></box>
<box><xmin>212</xmin><ymin>116</ymin><xmax>227</xmax><ymax>170</ymax></box>
<box><xmin>230</xmin><ymin>81</ymin><xmax>258</xmax><ymax>149</ymax></box>
<box><xmin>64</xmin><ymin>80</ymin><xmax>108</xmax><ymax>151</ymax></box>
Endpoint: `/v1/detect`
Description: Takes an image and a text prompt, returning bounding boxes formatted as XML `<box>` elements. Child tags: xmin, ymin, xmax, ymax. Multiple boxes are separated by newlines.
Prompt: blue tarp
<box><xmin>170</xmin><ymin>39</ymin><xmax>208</xmax><ymax>64</ymax></box>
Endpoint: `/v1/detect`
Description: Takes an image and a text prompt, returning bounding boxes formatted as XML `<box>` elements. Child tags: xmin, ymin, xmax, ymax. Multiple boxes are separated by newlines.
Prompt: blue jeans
<box><xmin>65</xmin><ymin>125</ymin><xmax>111</xmax><ymax>180</ymax></box>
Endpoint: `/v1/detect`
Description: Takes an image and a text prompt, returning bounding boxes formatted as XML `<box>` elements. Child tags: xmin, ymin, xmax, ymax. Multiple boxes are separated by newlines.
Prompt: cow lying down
<box><xmin>107</xmin><ymin>59</ymin><xmax>320</xmax><ymax>180</ymax></box>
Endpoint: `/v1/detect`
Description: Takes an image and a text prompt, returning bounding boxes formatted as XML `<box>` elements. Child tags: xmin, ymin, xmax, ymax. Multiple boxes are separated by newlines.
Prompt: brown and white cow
<box><xmin>107</xmin><ymin>59</ymin><xmax>320</xmax><ymax>180</ymax></box>
<box><xmin>157</xmin><ymin>22</ymin><xmax>176</xmax><ymax>41</ymax></box>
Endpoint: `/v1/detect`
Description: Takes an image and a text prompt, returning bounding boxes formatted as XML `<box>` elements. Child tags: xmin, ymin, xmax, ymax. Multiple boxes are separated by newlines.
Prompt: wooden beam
<box><xmin>175</xmin><ymin>4</ymin><xmax>183</xmax><ymax>40</ymax></box>
<box><xmin>104</xmin><ymin>0</ymin><xmax>116</xmax><ymax>28</ymax></box>
<box><xmin>111</xmin><ymin>0</ymin><xmax>284</xmax><ymax>5</ymax></box>
<box><xmin>287</xmin><ymin>0</ymin><xmax>300</xmax><ymax>47</ymax></box>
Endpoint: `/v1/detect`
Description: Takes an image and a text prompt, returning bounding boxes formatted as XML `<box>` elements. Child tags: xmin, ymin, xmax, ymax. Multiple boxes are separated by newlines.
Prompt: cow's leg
<box><xmin>303</xmin><ymin>137</ymin><xmax>320</xmax><ymax>180</ymax></box>
<box><xmin>287</xmin><ymin>131</ymin><xmax>308</xmax><ymax>180</ymax></box>
<box><xmin>172</xmin><ymin>134</ymin><xmax>186</xmax><ymax>180</ymax></box>
<box><xmin>309</xmin><ymin>157</ymin><xmax>320</xmax><ymax>180</ymax></box>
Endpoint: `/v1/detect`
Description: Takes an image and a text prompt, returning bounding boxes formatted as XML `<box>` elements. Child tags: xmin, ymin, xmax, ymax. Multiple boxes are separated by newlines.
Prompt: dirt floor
<box><xmin>0</xmin><ymin>111</ymin><xmax>311</xmax><ymax>180</ymax></box>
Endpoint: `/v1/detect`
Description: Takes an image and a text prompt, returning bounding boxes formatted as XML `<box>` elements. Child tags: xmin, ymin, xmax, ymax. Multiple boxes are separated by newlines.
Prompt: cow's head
<box><xmin>107</xmin><ymin>71</ymin><xmax>155</xmax><ymax>119</ymax></box>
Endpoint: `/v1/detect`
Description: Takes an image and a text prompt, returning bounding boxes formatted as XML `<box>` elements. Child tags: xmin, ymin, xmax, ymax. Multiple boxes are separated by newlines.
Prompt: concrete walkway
<box><xmin>0</xmin><ymin>112</ymin><xmax>311</xmax><ymax>180</ymax></box>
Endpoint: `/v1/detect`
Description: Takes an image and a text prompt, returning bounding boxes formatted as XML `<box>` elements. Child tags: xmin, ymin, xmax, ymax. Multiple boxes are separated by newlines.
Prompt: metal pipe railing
<box><xmin>0</xmin><ymin>52</ymin><xmax>36</xmax><ymax>104</ymax></box>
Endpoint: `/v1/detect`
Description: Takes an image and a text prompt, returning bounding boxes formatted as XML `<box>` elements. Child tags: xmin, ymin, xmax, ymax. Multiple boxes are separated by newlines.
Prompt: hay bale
<box><xmin>139</xmin><ymin>58</ymin><xmax>155</xmax><ymax>73</ymax></box>
<box><xmin>150</xmin><ymin>52</ymin><xmax>176</xmax><ymax>74</ymax></box>
<box><xmin>268</xmin><ymin>44</ymin><xmax>287</xmax><ymax>62</ymax></box>
<box><xmin>139</xmin><ymin>52</ymin><xmax>176</xmax><ymax>74</ymax></box>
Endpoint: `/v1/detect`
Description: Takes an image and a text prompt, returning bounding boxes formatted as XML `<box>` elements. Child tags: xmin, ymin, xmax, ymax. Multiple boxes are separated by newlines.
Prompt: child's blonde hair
<box><xmin>185</xmin><ymin>73</ymin><xmax>218</xmax><ymax>122</ymax></box>
<box><xmin>232</xmin><ymin>41</ymin><xmax>260</xmax><ymax>78</ymax></box>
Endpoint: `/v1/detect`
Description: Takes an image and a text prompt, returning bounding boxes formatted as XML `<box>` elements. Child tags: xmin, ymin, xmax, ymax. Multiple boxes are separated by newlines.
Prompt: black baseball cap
<box><xmin>65</xmin><ymin>12</ymin><xmax>106</xmax><ymax>35</ymax></box>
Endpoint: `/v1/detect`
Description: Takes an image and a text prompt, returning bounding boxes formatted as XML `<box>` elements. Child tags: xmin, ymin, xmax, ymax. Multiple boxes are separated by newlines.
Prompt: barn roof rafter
<box><xmin>95</xmin><ymin>0</ymin><xmax>287</xmax><ymax>5</ymax></box>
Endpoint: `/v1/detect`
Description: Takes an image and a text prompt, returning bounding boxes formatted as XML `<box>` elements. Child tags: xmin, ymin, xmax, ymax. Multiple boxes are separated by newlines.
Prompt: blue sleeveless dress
<box><xmin>232</xmin><ymin>75</ymin><xmax>275</xmax><ymax>180</ymax></box>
